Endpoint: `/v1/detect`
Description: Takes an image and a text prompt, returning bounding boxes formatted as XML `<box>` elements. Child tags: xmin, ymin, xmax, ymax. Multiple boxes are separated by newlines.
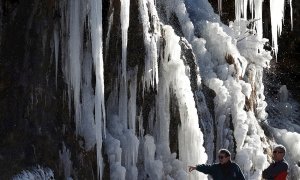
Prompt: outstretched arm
<box><xmin>189</xmin><ymin>164</ymin><xmax>214</xmax><ymax>175</ymax></box>
<box><xmin>188</xmin><ymin>166</ymin><xmax>196</xmax><ymax>172</ymax></box>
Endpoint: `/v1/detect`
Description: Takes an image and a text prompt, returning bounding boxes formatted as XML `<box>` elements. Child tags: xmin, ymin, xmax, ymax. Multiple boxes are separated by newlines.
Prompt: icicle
<box><xmin>279</xmin><ymin>85</ymin><xmax>289</xmax><ymax>102</ymax></box>
<box><xmin>120</xmin><ymin>0</ymin><xmax>130</xmax><ymax>78</ymax></box>
<box><xmin>81</xmin><ymin>50</ymin><xmax>96</xmax><ymax>150</ymax></box>
<box><xmin>89</xmin><ymin>0</ymin><xmax>106</xmax><ymax>178</ymax></box>
<box><xmin>119</xmin><ymin>0</ymin><xmax>130</xmax><ymax>128</ymax></box>
<box><xmin>69</xmin><ymin>0</ymin><xmax>82</xmax><ymax>134</ymax></box>
<box><xmin>249</xmin><ymin>0</ymin><xmax>254</xmax><ymax>19</ymax></box>
<box><xmin>218</xmin><ymin>0</ymin><xmax>222</xmax><ymax>15</ymax></box>
<box><xmin>104</xmin><ymin>8</ymin><xmax>114</xmax><ymax>62</ymax></box>
<box><xmin>53</xmin><ymin>25</ymin><xmax>59</xmax><ymax>88</ymax></box>
<box><xmin>270</xmin><ymin>0</ymin><xmax>285</xmax><ymax>58</ymax></box>
<box><xmin>290</xmin><ymin>0</ymin><xmax>293</xmax><ymax>30</ymax></box>
<box><xmin>128</xmin><ymin>68</ymin><xmax>138</xmax><ymax>131</ymax></box>
<box><xmin>254</xmin><ymin>0</ymin><xmax>263</xmax><ymax>39</ymax></box>
<box><xmin>235</xmin><ymin>0</ymin><xmax>248</xmax><ymax>20</ymax></box>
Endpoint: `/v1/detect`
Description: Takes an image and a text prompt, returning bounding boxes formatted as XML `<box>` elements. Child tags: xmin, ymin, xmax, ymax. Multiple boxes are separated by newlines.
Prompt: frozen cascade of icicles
<box><xmin>234</xmin><ymin>0</ymin><xmax>293</xmax><ymax>57</ymax></box>
<box><xmin>138</xmin><ymin>0</ymin><xmax>159</xmax><ymax>90</ymax></box>
<box><xmin>60</xmin><ymin>0</ymin><xmax>106</xmax><ymax>178</ymax></box>
<box><xmin>89</xmin><ymin>0</ymin><xmax>106</xmax><ymax>178</ymax></box>
<box><xmin>234</xmin><ymin>0</ymin><xmax>263</xmax><ymax>39</ymax></box>
<box><xmin>54</xmin><ymin>0</ymin><xmax>297</xmax><ymax>179</ymax></box>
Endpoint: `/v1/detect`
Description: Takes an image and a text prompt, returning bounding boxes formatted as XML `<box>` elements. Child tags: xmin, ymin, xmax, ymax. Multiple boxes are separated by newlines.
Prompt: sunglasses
<box><xmin>273</xmin><ymin>151</ymin><xmax>284</xmax><ymax>154</ymax></box>
<box><xmin>218</xmin><ymin>155</ymin><xmax>226</xmax><ymax>159</ymax></box>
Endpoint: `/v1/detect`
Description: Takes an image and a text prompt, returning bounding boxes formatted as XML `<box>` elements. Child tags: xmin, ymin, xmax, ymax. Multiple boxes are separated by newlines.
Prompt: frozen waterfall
<box><xmin>7</xmin><ymin>0</ymin><xmax>298</xmax><ymax>179</ymax></box>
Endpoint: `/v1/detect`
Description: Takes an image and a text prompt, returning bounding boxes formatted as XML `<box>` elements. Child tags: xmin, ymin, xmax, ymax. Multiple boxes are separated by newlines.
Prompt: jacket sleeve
<box><xmin>262</xmin><ymin>162</ymin><xmax>288</xmax><ymax>179</ymax></box>
<box><xmin>196</xmin><ymin>164</ymin><xmax>214</xmax><ymax>175</ymax></box>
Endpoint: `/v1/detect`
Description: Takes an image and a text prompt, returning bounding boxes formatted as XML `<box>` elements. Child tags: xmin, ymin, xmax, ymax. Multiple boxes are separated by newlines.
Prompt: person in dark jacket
<box><xmin>262</xmin><ymin>145</ymin><xmax>289</xmax><ymax>180</ymax></box>
<box><xmin>188</xmin><ymin>149</ymin><xmax>245</xmax><ymax>180</ymax></box>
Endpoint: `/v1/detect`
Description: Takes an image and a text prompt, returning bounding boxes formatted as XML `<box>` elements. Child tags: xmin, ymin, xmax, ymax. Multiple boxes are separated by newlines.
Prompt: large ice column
<box><xmin>128</xmin><ymin>68</ymin><xmax>138</xmax><ymax>131</ymax></box>
<box><xmin>119</xmin><ymin>0</ymin><xmax>130</xmax><ymax>128</ymax></box>
<box><xmin>68</xmin><ymin>0</ymin><xmax>82</xmax><ymax>134</ymax></box>
<box><xmin>158</xmin><ymin>26</ymin><xmax>207</xmax><ymax>180</ymax></box>
<box><xmin>80</xmin><ymin>50</ymin><xmax>96</xmax><ymax>150</ymax></box>
<box><xmin>89</xmin><ymin>0</ymin><xmax>106</xmax><ymax>178</ymax></box>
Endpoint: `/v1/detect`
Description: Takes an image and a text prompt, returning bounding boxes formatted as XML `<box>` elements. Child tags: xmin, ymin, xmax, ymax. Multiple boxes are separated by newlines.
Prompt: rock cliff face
<box><xmin>0</xmin><ymin>1</ymin><xmax>68</xmax><ymax>179</ymax></box>
<box><xmin>0</xmin><ymin>0</ymin><xmax>299</xmax><ymax>179</ymax></box>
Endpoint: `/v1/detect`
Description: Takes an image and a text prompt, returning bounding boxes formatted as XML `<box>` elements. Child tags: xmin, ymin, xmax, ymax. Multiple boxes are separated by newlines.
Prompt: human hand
<box><xmin>188</xmin><ymin>166</ymin><xmax>196</xmax><ymax>172</ymax></box>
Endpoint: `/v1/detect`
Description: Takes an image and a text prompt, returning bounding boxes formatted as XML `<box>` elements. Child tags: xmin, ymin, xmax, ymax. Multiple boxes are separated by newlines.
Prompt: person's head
<box><xmin>272</xmin><ymin>145</ymin><xmax>286</xmax><ymax>162</ymax></box>
<box><xmin>218</xmin><ymin>149</ymin><xmax>231</xmax><ymax>164</ymax></box>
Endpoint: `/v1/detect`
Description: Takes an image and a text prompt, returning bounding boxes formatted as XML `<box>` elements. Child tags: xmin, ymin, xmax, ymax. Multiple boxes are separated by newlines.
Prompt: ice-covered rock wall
<box><xmin>1</xmin><ymin>0</ymin><xmax>299</xmax><ymax>179</ymax></box>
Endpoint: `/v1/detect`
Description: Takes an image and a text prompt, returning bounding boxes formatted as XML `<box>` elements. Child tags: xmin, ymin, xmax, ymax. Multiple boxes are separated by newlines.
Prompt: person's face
<box><xmin>272</xmin><ymin>148</ymin><xmax>285</xmax><ymax>162</ymax></box>
<box><xmin>218</xmin><ymin>153</ymin><xmax>230</xmax><ymax>164</ymax></box>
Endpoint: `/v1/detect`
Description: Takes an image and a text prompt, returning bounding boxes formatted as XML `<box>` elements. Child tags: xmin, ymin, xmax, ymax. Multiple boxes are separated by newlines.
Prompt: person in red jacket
<box><xmin>262</xmin><ymin>145</ymin><xmax>289</xmax><ymax>180</ymax></box>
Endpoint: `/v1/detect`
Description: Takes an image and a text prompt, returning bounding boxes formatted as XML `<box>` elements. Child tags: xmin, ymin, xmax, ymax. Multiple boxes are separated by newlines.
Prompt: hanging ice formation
<box><xmin>233</xmin><ymin>0</ymin><xmax>293</xmax><ymax>57</ymax></box>
<box><xmin>53</xmin><ymin>0</ymin><xmax>299</xmax><ymax>179</ymax></box>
